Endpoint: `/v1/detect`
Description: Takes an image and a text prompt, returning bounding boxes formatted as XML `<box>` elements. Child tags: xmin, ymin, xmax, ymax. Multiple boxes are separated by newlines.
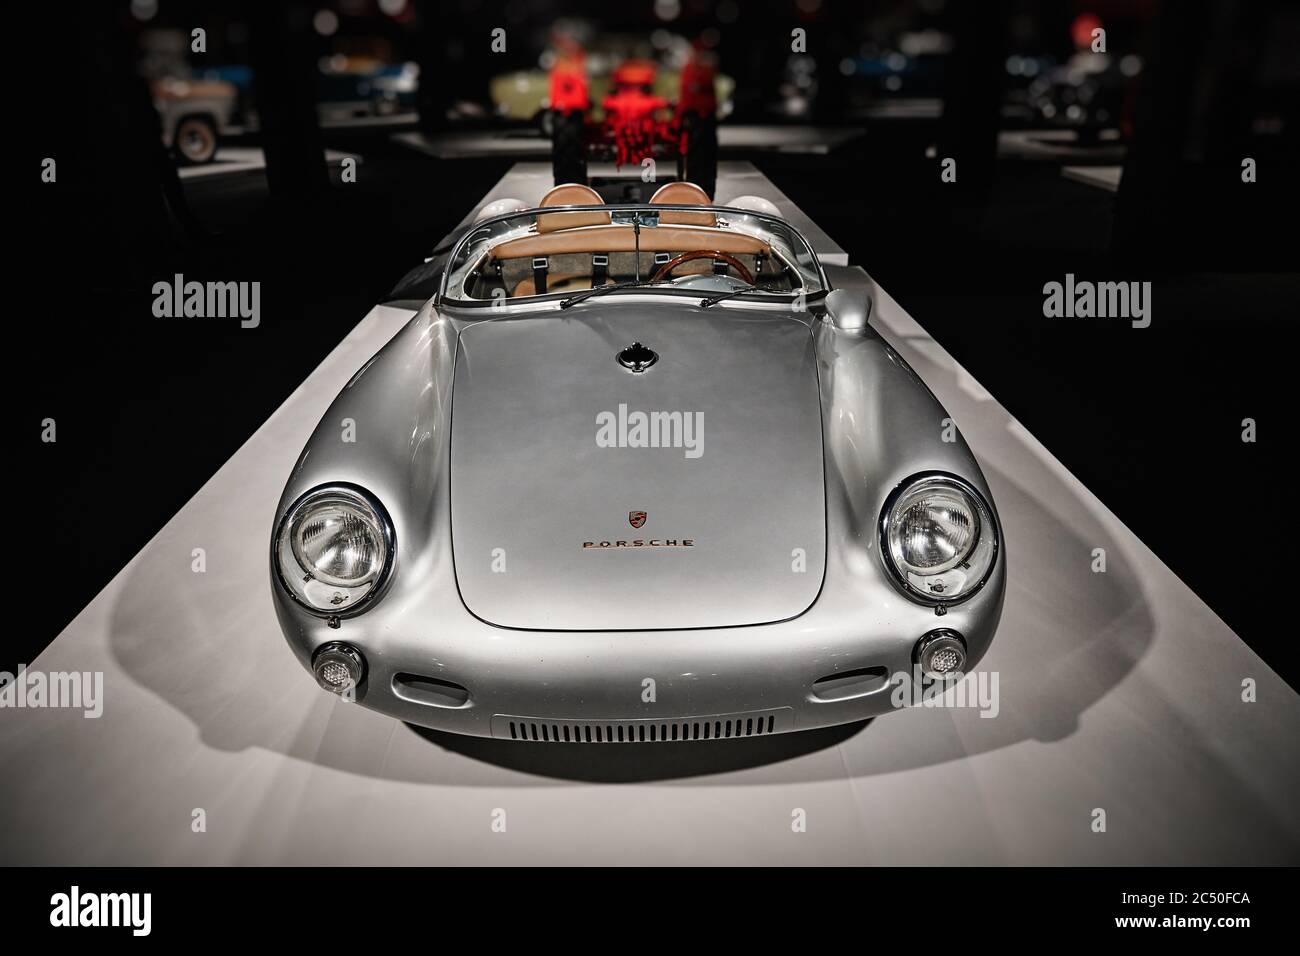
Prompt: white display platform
<box><xmin>392</xmin><ymin>125</ymin><xmax>865</xmax><ymax>161</ymax></box>
<box><xmin>1062</xmin><ymin>164</ymin><xmax>1123</xmax><ymax>192</ymax></box>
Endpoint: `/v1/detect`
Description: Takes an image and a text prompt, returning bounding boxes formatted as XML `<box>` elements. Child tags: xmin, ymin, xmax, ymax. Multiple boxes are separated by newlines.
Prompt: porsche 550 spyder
<box><xmin>271</xmin><ymin>181</ymin><xmax>1005</xmax><ymax>742</ymax></box>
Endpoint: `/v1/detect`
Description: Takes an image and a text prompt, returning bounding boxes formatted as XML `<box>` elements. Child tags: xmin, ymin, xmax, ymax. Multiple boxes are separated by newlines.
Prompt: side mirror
<box><xmin>823</xmin><ymin>288</ymin><xmax>872</xmax><ymax>333</ymax></box>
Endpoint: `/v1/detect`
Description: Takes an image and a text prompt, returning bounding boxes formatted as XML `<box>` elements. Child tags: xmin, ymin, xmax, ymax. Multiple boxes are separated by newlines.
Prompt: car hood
<box><xmin>449</xmin><ymin>300</ymin><xmax>826</xmax><ymax>630</ymax></box>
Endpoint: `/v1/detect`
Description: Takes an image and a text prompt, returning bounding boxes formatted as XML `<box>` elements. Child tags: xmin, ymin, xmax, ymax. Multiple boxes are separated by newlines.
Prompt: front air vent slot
<box><xmin>493</xmin><ymin>708</ymin><xmax>791</xmax><ymax>743</ymax></box>
<box><xmin>392</xmin><ymin>673</ymin><xmax>471</xmax><ymax>709</ymax></box>
<box><xmin>811</xmin><ymin>666</ymin><xmax>890</xmax><ymax>702</ymax></box>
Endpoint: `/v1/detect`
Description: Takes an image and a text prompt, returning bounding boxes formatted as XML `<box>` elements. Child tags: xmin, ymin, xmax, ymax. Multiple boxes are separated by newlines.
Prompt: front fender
<box><xmin>271</xmin><ymin>303</ymin><xmax>459</xmax><ymax>630</ymax></box>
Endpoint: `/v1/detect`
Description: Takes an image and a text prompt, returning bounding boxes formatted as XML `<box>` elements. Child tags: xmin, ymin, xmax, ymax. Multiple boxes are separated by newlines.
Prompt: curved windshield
<box><xmin>441</xmin><ymin>204</ymin><xmax>826</xmax><ymax>306</ymax></box>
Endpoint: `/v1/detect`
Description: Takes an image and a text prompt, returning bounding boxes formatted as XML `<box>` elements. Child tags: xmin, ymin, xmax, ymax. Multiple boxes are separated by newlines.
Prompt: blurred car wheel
<box><xmin>174</xmin><ymin>115</ymin><xmax>218</xmax><ymax>165</ymax></box>
<box><xmin>534</xmin><ymin>108</ymin><xmax>554</xmax><ymax>138</ymax></box>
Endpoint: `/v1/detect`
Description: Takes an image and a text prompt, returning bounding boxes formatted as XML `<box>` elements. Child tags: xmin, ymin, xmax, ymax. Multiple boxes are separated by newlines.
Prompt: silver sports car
<box><xmin>271</xmin><ymin>181</ymin><xmax>1005</xmax><ymax>742</ymax></box>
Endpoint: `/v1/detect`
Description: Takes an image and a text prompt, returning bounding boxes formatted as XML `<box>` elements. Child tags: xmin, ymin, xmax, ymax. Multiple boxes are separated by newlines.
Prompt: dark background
<box><xmin>13</xmin><ymin>0</ymin><xmax>1295</xmax><ymax>686</ymax></box>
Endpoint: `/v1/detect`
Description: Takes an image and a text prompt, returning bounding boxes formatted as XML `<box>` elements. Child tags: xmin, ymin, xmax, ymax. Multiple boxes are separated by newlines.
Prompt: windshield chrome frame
<box><xmin>437</xmin><ymin>203</ymin><xmax>829</xmax><ymax>309</ymax></box>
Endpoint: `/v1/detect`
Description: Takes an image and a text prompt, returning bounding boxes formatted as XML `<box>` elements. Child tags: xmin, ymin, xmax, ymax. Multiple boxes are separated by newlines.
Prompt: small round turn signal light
<box><xmin>312</xmin><ymin>642</ymin><xmax>366</xmax><ymax>694</ymax></box>
<box><xmin>915</xmin><ymin>629</ymin><xmax>967</xmax><ymax>680</ymax></box>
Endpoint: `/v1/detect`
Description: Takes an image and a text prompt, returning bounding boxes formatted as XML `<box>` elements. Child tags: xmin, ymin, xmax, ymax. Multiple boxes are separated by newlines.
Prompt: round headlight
<box><xmin>882</xmin><ymin>474</ymin><xmax>997</xmax><ymax>603</ymax></box>
<box><xmin>275</xmin><ymin>485</ymin><xmax>393</xmax><ymax>614</ymax></box>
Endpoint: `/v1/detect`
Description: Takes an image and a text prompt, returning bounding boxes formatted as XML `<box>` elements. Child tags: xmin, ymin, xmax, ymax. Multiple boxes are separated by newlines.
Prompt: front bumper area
<box><xmin>272</xmin><ymin>566</ymin><xmax>1005</xmax><ymax>740</ymax></box>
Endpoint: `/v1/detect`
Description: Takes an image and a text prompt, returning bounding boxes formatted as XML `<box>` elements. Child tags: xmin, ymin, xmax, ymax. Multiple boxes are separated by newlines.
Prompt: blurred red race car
<box><xmin>549</xmin><ymin>41</ymin><xmax>718</xmax><ymax>198</ymax></box>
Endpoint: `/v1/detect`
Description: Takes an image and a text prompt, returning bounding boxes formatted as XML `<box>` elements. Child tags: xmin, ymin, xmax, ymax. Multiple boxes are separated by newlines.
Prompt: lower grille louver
<box><xmin>491</xmin><ymin>708</ymin><xmax>793</xmax><ymax>742</ymax></box>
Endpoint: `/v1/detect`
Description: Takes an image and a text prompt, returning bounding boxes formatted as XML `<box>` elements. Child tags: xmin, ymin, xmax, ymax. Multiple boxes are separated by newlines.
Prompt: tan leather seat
<box><xmin>512</xmin><ymin>273</ymin><xmax>610</xmax><ymax>297</ymax></box>
<box><xmin>650</xmin><ymin>181</ymin><xmax>716</xmax><ymax>226</ymax></box>
<box><xmin>491</xmin><ymin>223</ymin><xmax>768</xmax><ymax>259</ymax></box>
<box><xmin>537</xmin><ymin>183</ymin><xmax>610</xmax><ymax>233</ymax></box>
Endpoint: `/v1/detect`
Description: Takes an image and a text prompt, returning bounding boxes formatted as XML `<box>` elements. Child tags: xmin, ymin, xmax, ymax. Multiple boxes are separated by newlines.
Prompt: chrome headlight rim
<box><xmin>879</xmin><ymin>471</ymin><xmax>999</xmax><ymax>606</ymax></box>
<box><xmin>273</xmin><ymin>482</ymin><xmax>396</xmax><ymax>618</ymax></box>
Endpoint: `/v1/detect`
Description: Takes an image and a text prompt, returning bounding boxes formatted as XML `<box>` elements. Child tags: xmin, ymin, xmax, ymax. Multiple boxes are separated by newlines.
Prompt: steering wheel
<box><xmin>651</xmin><ymin>250</ymin><xmax>754</xmax><ymax>285</ymax></box>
